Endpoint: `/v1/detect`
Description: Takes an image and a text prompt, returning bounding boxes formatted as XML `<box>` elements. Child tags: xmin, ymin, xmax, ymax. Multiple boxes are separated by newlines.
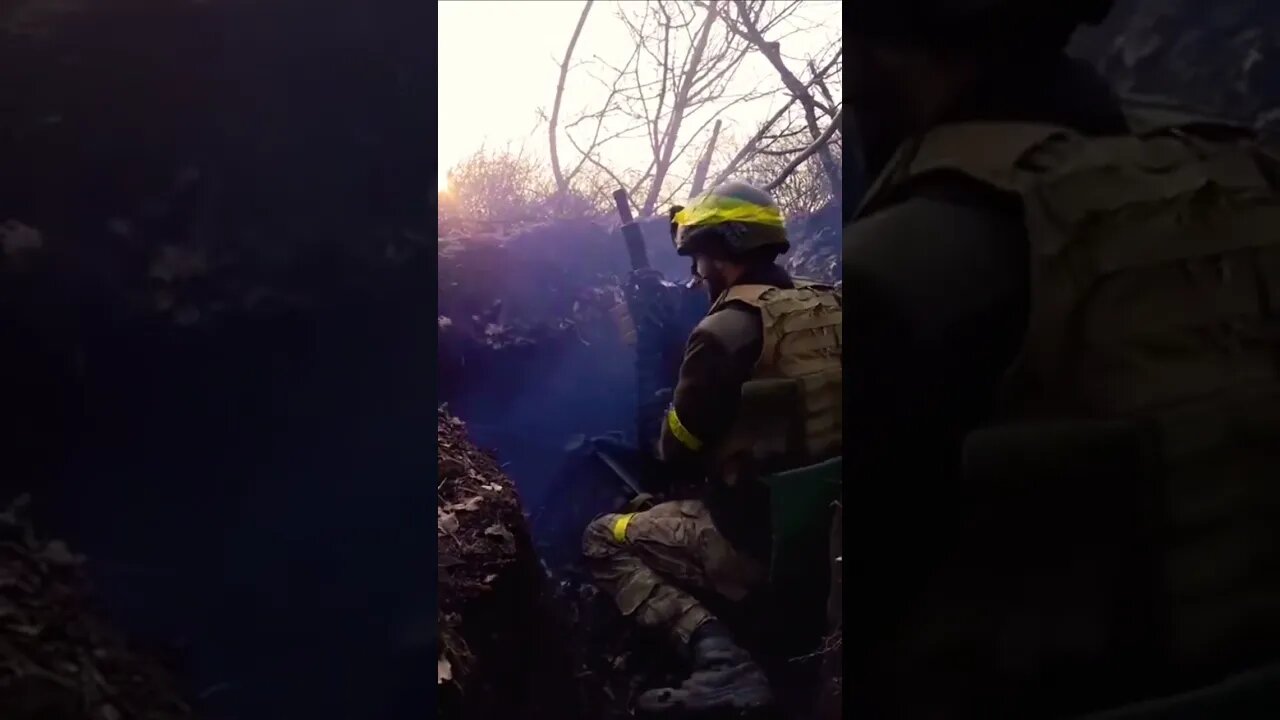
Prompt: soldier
<box><xmin>583</xmin><ymin>180</ymin><xmax>843</xmax><ymax>715</ymax></box>
<box><xmin>845</xmin><ymin>1</ymin><xmax>1280</xmax><ymax>717</ymax></box>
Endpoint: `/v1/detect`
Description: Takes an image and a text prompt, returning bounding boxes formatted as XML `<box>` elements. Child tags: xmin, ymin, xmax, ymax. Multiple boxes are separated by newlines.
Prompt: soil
<box><xmin>434</xmin><ymin>408</ymin><xmax>716</xmax><ymax>720</ymax></box>
<box><xmin>436</xmin><ymin>408</ymin><xmax>585</xmax><ymax>720</ymax></box>
<box><xmin>0</xmin><ymin>495</ymin><xmax>193</xmax><ymax>720</ymax></box>
<box><xmin>436</xmin><ymin>408</ymin><xmax>845</xmax><ymax>720</ymax></box>
<box><xmin>435</xmin><ymin>212</ymin><xmax>842</xmax><ymax>428</ymax></box>
<box><xmin>1072</xmin><ymin>0</ymin><xmax>1280</xmax><ymax>131</ymax></box>
<box><xmin>3</xmin><ymin>3</ymin><xmax>435</xmax><ymax>716</ymax></box>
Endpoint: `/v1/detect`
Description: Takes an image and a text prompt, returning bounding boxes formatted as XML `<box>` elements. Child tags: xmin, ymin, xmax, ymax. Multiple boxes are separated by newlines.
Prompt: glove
<box><xmin>628</xmin><ymin>267</ymin><xmax>666</xmax><ymax>290</ymax></box>
<box><xmin>623</xmin><ymin>492</ymin><xmax>657</xmax><ymax>513</ymax></box>
<box><xmin>652</xmin><ymin>387</ymin><xmax>673</xmax><ymax>410</ymax></box>
<box><xmin>638</xmin><ymin>387</ymin><xmax>673</xmax><ymax>455</ymax></box>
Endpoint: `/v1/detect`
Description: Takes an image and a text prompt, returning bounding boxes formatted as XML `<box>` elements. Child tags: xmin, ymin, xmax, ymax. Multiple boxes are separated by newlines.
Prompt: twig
<box><xmin>549</xmin><ymin>1</ymin><xmax>595</xmax><ymax>196</ymax></box>
<box><xmin>710</xmin><ymin>49</ymin><xmax>839</xmax><ymax>186</ymax></box>
<box><xmin>788</xmin><ymin>627</ymin><xmax>843</xmax><ymax>663</ymax></box>
<box><xmin>764</xmin><ymin>107</ymin><xmax>842</xmax><ymax>192</ymax></box>
<box><xmin>726</xmin><ymin>0</ymin><xmax>842</xmax><ymax>191</ymax></box>
<box><xmin>689</xmin><ymin>119</ymin><xmax>722</xmax><ymax>196</ymax></box>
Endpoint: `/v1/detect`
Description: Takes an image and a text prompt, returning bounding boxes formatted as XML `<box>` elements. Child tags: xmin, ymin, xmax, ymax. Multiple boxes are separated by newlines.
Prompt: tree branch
<box><xmin>640</xmin><ymin>0</ymin><xmax>721</xmax><ymax>215</ymax></box>
<box><xmin>726</xmin><ymin>0</ymin><xmax>841</xmax><ymax>192</ymax></box>
<box><xmin>689</xmin><ymin>119</ymin><xmax>722</xmax><ymax>197</ymax></box>
<box><xmin>708</xmin><ymin>47</ymin><xmax>838</xmax><ymax>187</ymax></box>
<box><xmin>549</xmin><ymin>0</ymin><xmax>594</xmax><ymax>196</ymax></box>
<box><xmin>764</xmin><ymin>107</ymin><xmax>842</xmax><ymax>192</ymax></box>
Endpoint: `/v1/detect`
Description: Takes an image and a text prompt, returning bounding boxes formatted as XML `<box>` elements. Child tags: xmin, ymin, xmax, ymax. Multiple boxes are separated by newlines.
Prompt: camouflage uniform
<box><xmin>582</xmin><ymin>258</ymin><xmax>840</xmax><ymax>644</ymax></box>
<box><xmin>582</xmin><ymin>499</ymin><xmax>766</xmax><ymax>645</ymax></box>
<box><xmin>583</xmin><ymin>181</ymin><xmax>842</xmax><ymax>713</ymax></box>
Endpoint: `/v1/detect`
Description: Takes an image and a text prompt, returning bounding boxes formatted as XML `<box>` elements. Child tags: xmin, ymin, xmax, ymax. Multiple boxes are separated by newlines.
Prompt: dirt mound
<box><xmin>436</xmin><ymin>408</ymin><xmax>583</xmax><ymax>720</ymax></box>
<box><xmin>0</xmin><ymin>495</ymin><xmax>192</xmax><ymax>720</ymax></box>
<box><xmin>436</xmin><ymin>410</ymin><xmax>713</xmax><ymax>719</ymax></box>
<box><xmin>436</xmin><ymin>410</ymin><xmax>524</xmax><ymax>682</ymax></box>
<box><xmin>784</xmin><ymin>203</ymin><xmax>842</xmax><ymax>283</ymax></box>
<box><xmin>437</xmin><ymin>213</ymin><xmax>839</xmax><ymax>333</ymax></box>
<box><xmin>436</xmin><ymin>210</ymin><xmax>841</xmax><ymax>405</ymax></box>
<box><xmin>436</xmin><ymin>218</ymin><xmax>632</xmax><ymax>402</ymax></box>
<box><xmin>1073</xmin><ymin>0</ymin><xmax>1280</xmax><ymax>132</ymax></box>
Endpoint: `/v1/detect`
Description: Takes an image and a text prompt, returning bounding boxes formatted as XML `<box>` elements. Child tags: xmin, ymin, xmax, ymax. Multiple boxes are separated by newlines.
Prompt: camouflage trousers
<box><xmin>582</xmin><ymin>499</ymin><xmax>767</xmax><ymax>645</ymax></box>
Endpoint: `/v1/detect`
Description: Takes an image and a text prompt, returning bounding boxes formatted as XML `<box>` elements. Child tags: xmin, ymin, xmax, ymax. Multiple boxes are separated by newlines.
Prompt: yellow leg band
<box><xmin>612</xmin><ymin>513</ymin><xmax>636</xmax><ymax>543</ymax></box>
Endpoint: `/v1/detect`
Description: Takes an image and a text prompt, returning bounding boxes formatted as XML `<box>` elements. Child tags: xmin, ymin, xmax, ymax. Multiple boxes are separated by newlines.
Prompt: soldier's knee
<box><xmin>582</xmin><ymin>512</ymin><xmax>630</xmax><ymax>559</ymax></box>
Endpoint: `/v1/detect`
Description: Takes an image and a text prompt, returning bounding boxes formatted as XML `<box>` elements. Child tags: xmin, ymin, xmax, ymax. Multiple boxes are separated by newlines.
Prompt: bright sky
<box><xmin>437</xmin><ymin>0</ymin><xmax>841</xmax><ymax>194</ymax></box>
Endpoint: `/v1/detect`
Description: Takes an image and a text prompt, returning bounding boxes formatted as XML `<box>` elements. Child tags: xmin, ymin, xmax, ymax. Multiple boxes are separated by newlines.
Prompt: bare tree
<box><xmin>639</xmin><ymin>0</ymin><xmax>721</xmax><ymax>214</ymax></box>
<box><xmin>733</xmin><ymin>111</ymin><xmax>841</xmax><ymax>217</ymax></box>
<box><xmin>440</xmin><ymin>148</ymin><xmax>613</xmax><ymax>225</ymax></box>
<box><xmin>764</xmin><ymin>106</ymin><xmax>842</xmax><ymax>192</ymax></box>
<box><xmin>707</xmin><ymin>44</ymin><xmax>839</xmax><ymax>187</ymax></box>
<box><xmin>720</xmin><ymin>0</ymin><xmax>842</xmax><ymax>192</ymax></box>
<box><xmin>689</xmin><ymin>118</ymin><xmax>722</xmax><ymax>197</ymax></box>
<box><xmin>440</xmin><ymin>147</ymin><xmax>543</xmax><ymax>222</ymax></box>
<box><xmin>558</xmin><ymin>0</ymin><xmax>808</xmax><ymax>216</ymax></box>
<box><xmin>548</xmin><ymin>1</ymin><xmax>594</xmax><ymax>198</ymax></box>
<box><xmin>544</xmin><ymin>0</ymin><xmax>839</xmax><ymax>216</ymax></box>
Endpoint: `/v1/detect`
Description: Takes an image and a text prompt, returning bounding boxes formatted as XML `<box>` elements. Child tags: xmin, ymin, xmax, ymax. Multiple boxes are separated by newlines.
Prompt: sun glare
<box><xmin>438</xmin><ymin>169</ymin><xmax>449</xmax><ymax>193</ymax></box>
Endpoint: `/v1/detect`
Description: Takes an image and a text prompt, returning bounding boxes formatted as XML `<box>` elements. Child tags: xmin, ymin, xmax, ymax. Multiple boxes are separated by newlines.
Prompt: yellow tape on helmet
<box><xmin>673</xmin><ymin>194</ymin><xmax>784</xmax><ymax>229</ymax></box>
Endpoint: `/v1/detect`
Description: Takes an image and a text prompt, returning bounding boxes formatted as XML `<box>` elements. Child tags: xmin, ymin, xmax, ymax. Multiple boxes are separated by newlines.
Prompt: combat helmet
<box><xmin>669</xmin><ymin>180</ymin><xmax>789</xmax><ymax>259</ymax></box>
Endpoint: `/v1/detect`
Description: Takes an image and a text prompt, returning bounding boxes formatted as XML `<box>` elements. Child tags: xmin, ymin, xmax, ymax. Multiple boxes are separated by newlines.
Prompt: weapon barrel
<box><xmin>613</xmin><ymin>188</ymin><xmax>650</xmax><ymax>271</ymax></box>
<box><xmin>612</xmin><ymin>189</ymin><xmax>634</xmax><ymax>223</ymax></box>
<box><xmin>592</xmin><ymin>447</ymin><xmax>643</xmax><ymax>499</ymax></box>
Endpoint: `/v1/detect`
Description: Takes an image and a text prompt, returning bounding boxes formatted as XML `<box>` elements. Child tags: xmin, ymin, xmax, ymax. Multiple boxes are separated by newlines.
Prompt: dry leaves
<box><xmin>0</xmin><ymin>221</ymin><xmax>43</xmax><ymax>257</ymax></box>
<box><xmin>435</xmin><ymin>406</ymin><xmax>522</xmax><ymax>578</ymax></box>
<box><xmin>438</xmin><ymin>510</ymin><xmax>459</xmax><ymax>536</ymax></box>
<box><xmin>437</xmin><ymin>407</ymin><xmax>529</xmax><ymax>689</ymax></box>
<box><xmin>148</xmin><ymin>245</ymin><xmax>209</xmax><ymax>283</ymax></box>
<box><xmin>443</xmin><ymin>496</ymin><xmax>483</xmax><ymax>513</ymax></box>
<box><xmin>482</xmin><ymin>523</ymin><xmax>514</xmax><ymax>547</ymax></box>
<box><xmin>0</xmin><ymin>494</ymin><xmax>192</xmax><ymax>720</ymax></box>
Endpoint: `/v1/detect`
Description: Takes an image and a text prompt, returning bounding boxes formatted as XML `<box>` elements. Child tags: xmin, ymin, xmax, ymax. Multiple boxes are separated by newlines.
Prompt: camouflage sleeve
<box><xmin>657</xmin><ymin>305</ymin><xmax>763</xmax><ymax>468</ymax></box>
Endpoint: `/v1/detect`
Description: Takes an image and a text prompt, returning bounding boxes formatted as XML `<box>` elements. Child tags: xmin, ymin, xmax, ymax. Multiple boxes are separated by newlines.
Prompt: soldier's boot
<box><xmin>637</xmin><ymin>621</ymin><xmax>774</xmax><ymax>716</ymax></box>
